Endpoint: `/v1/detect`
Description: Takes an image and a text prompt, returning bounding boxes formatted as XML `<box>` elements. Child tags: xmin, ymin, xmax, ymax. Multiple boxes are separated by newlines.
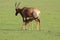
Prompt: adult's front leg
<box><xmin>22</xmin><ymin>21</ymin><xmax>27</xmax><ymax>30</ymax></box>
<box><xmin>22</xmin><ymin>18</ymin><xmax>27</xmax><ymax>30</ymax></box>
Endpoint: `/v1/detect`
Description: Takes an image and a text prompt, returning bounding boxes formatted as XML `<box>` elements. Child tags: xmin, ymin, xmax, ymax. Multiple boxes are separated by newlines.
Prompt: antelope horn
<box><xmin>15</xmin><ymin>2</ymin><xmax>20</xmax><ymax>9</ymax></box>
<box><xmin>15</xmin><ymin>2</ymin><xmax>17</xmax><ymax>7</ymax></box>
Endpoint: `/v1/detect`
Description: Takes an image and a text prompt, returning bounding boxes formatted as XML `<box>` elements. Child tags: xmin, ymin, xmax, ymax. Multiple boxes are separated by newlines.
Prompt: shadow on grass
<box><xmin>0</xmin><ymin>29</ymin><xmax>60</xmax><ymax>36</ymax></box>
<box><xmin>48</xmin><ymin>30</ymin><xmax>60</xmax><ymax>36</ymax></box>
<box><xmin>0</xmin><ymin>28</ymin><xmax>41</xmax><ymax>32</ymax></box>
<box><xmin>0</xmin><ymin>29</ymin><xmax>21</xmax><ymax>31</ymax></box>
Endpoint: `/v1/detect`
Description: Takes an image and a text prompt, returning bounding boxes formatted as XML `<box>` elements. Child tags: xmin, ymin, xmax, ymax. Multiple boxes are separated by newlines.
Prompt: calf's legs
<box><xmin>22</xmin><ymin>18</ymin><xmax>41</xmax><ymax>31</ymax></box>
<box><xmin>22</xmin><ymin>18</ymin><xmax>33</xmax><ymax>30</ymax></box>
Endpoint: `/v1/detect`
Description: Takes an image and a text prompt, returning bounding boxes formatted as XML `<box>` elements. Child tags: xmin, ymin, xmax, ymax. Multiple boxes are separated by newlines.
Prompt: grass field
<box><xmin>0</xmin><ymin>0</ymin><xmax>60</xmax><ymax>40</ymax></box>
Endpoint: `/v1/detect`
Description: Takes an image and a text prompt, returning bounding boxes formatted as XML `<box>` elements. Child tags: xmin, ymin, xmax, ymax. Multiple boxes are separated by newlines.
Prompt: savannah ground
<box><xmin>0</xmin><ymin>0</ymin><xmax>60</xmax><ymax>40</ymax></box>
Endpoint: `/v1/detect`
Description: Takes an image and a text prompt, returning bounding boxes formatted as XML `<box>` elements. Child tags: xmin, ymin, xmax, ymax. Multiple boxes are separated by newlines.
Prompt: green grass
<box><xmin>0</xmin><ymin>0</ymin><xmax>60</xmax><ymax>40</ymax></box>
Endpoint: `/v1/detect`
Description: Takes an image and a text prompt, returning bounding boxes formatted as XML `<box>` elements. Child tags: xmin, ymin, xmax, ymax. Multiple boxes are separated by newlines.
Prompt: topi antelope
<box><xmin>15</xmin><ymin>2</ymin><xmax>41</xmax><ymax>30</ymax></box>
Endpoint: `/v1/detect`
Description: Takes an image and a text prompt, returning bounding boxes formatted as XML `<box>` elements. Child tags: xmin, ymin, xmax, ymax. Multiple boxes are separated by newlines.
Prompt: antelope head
<box><xmin>15</xmin><ymin>2</ymin><xmax>21</xmax><ymax>16</ymax></box>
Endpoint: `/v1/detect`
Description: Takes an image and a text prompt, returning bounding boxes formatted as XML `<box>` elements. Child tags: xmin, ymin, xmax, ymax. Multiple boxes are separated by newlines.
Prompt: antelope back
<box><xmin>22</xmin><ymin>7</ymin><xmax>40</xmax><ymax>18</ymax></box>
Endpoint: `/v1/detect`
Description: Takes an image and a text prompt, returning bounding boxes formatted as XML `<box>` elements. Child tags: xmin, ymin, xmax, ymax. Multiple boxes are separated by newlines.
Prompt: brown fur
<box><xmin>15</xmin><ymin>3</ymin><xmax>41</xmax><ymax>30</ymax></box>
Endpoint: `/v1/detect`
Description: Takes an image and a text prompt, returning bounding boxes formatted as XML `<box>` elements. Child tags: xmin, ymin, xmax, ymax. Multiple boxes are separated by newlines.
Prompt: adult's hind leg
<box><xmin>35</xmin><ymin>18</ymin><xmax>40</xmax><ymax>30</ymax></box>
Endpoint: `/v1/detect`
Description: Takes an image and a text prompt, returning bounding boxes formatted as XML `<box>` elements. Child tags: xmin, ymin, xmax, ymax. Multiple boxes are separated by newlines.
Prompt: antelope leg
<box><xmin>36</xmin><ymin>19</ymin><xmax>40</xmax><ymax>30</ymax></box>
